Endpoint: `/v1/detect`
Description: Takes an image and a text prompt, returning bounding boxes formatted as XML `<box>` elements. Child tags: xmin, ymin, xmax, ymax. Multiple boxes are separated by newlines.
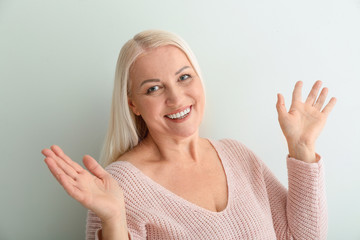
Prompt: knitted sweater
<box><xmin>86</xmin><ymin>139</ymin><xmax>327</xmax><ymax>240</ymax></box>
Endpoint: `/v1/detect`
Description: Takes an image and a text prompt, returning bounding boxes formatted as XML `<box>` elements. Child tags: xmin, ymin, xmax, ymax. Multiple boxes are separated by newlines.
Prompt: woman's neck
<box><xmin>141</xmin><ymin>132</ymin><xmax>206</xmax><ymax>166</ymax></box>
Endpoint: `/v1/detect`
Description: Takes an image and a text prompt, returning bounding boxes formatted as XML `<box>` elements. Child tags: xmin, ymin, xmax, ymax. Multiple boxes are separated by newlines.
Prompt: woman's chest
<box><xmin>146</xmin><ymin>156</ymin><xmax>229</xmax><ymax>213</ymax></box>
<box><xmin>162</xmin><ymin>167</ymin><xmax>228</xmax><ymax>212</ymax></box>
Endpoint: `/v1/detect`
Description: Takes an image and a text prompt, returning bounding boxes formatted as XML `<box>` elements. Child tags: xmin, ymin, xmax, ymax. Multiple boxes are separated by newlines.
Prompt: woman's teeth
<box><xmin>166</xmin><ymin>107</ymin><xmax>191</xmax><ymax>119</ymax></box>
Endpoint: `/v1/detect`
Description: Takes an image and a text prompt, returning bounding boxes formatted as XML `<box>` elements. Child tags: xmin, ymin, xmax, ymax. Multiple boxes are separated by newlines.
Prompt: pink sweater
<box><xmin>86</xmin><ymin>139</ymin><xmax>327</xmax><ymax>239</ymax></box>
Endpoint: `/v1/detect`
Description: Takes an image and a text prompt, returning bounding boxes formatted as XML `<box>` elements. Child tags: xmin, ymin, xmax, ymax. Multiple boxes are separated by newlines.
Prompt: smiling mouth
<box><xmin>165</xmin><ymin>106</ymin><xmax>191</xmax><ymax>120</ymax></box>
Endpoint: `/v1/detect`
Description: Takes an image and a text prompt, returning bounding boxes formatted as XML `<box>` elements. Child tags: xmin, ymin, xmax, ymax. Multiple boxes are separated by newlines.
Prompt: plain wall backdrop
<box><xmin>1</xmin><ymin>0</ymin><xmax>359</xmax><ymax>239</ymax></box>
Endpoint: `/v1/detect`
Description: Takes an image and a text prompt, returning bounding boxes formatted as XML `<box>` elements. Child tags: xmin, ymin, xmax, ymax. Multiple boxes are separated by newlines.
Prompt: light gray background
<box><xmin>1</xmin><ymin>0</ymin><xmax>359</xmax><ymax>239</ymax></box>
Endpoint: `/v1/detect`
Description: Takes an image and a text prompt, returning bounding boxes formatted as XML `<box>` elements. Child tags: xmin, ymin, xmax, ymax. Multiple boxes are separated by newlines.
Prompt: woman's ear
<box><xmin>128</xmin><ymin>97</ymin><xmax>141</xmax><ymax>116</ymax></box>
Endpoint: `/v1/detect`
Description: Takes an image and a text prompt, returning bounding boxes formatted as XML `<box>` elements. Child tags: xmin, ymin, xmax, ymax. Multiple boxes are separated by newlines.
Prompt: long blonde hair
<box><xmin>100</xmin><ymin>30</ymin><xmax>203</xmax><ymax>167</ymax></box>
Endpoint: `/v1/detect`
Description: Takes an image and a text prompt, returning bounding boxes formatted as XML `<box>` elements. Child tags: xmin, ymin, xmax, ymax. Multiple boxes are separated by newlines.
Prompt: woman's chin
<box><xmin>150</xmin><ymin>128</ymin><xmax>199</xmax><ymax>140</ymax></box>
<box><xmin>170</xmin><ymin>127</ymin><xmax>199</xmax><ymax>139</ymax></box>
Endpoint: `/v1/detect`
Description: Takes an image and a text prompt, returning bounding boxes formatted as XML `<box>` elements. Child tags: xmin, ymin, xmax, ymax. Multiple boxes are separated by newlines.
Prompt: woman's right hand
<box><xmin>42</xmin><ymin>145</ymin><xmax>126</xmax><ymax>224</ymax></box>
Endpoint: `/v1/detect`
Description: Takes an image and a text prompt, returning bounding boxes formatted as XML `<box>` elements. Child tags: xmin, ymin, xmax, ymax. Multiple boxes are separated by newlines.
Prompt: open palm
<box><xmin>42</xmin><ymin>145</ymin><xmax>125</xmax><ymax>223</ymax></box>
<box><xmin>276</xmin><ymin>80</ymin><xmax>337</xmax><ymax>149</ymax></box>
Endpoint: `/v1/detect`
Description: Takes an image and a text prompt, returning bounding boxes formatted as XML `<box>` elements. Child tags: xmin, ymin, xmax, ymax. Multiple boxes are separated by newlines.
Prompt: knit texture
<box><xmin>86</xmin><ymin>139</ymin><xmax>327</xmax><ymax>240</ymax></box>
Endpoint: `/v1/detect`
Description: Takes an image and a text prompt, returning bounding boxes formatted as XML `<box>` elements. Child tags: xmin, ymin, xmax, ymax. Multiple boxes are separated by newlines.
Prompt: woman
<box><xmin>42</xmin><ymin>30</ymin><xmax>336</xmax><ymax>240</ymax></box>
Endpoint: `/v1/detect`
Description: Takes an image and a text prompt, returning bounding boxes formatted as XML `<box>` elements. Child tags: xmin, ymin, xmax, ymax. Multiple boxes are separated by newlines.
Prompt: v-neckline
<box><xmin>121</xmin><ymin>139</ymin><xmax>233</xmax><ymax>215</ymax></box>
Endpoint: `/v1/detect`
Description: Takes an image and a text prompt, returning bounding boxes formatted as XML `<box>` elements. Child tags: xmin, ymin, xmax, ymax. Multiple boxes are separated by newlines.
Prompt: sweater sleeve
<box><xmin>85</xmin><ymin>210</ymin><xmax>142</xmax><ymax>240</ymax></box>
<box><xmin>85</xmin><ymin>162</ymin><xmax>147</xmax><ymax>240</ymax></box>
<box><xmin>263</xmin><ymin>154</ymin><xmax>328</xmax><ymax>240</ymax></box>
<box><xmin>85</xmin><ymin>210</ymin><xmax>101</xmax><ymax>240</ymax></box>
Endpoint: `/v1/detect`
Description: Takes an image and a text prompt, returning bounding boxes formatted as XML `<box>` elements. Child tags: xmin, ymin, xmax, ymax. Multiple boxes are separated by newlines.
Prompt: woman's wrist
<box><xmin>287</xmin><ymin>142</ymin><xmax>317</xmax><ymax>163</ymax></box>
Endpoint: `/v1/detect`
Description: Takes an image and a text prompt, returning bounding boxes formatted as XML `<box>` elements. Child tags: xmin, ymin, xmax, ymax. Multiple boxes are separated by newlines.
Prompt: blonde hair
<box><xmin>100</xmin><ymin>30</ymin><xmax>204</xmax><ymax>167</ymax></box>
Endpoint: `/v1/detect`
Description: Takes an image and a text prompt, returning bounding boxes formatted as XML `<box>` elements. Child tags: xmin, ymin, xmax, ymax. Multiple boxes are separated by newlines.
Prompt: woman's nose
<box><xmin>165</xmin><ymin>86</ymin><xmax>184</xmax><ymax>106</ymax></box>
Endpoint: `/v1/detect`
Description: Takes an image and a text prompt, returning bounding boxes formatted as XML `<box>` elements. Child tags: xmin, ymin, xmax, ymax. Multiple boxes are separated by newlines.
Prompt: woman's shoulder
<box><xmin>104</xmin><ymin>156</ymin><xmax>146</xmax><ymax>195</ymax></box>
<box><xmin>105</xmin><ymin>143</ymin><xmax>156</xmax><ymax>177</ymax></box>
<box><xmin>210</xmin><ymin>138</ymin><xmax>252</xmax><ymax>153</ymax></box>
<box><xmin>211</xmin><ymin>138</ymin><xmax>263</xmax><ymax>168</ymax></box>
<box><xmin>106</xmin><ymin>140</ymin><xmax>141</xmax><ymax>164</ymax></box>
<box><xmin>104</xmin><ymin>159</ymin><xmax>134</xmax><ymax>179</ymax></box>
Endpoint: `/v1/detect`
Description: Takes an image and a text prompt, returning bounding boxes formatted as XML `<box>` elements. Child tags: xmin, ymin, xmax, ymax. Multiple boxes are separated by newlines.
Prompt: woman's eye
<box><xmin>179</xmin><ymin>74</ymin><xmax>191</xmax><ymax>81</ymax></box>
<box><xmin>147</xmin><ymin>86</ymin><xmax>160</xmax><ymax>94</ymax></box>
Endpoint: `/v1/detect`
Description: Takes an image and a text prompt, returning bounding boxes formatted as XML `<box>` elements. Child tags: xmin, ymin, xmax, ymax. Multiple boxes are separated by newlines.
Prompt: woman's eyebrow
<box><xmin>140</xmin><ymin>79</ymin><xmax>160</xmax><ymax>87</ymax></box>
<box><xmin>175</xmin><ymin>66</ymin><xmax>190</xmax><ymax>75</ymax></box>
<box><xmin>139</xmin><ymin>66</ymin><xmax>191</xmax><ymax>87</ymax></box>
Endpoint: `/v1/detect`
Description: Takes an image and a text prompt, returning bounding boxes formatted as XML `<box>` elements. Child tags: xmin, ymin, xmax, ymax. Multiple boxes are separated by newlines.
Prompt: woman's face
<box><xmin>128</xmin><ymin>45</ymin><xmax>205</xmax><ymax>139</ymax></box>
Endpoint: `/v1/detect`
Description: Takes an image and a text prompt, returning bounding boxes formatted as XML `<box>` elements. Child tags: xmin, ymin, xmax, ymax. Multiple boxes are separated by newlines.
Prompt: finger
<box><xmin>58</xmin><ymin>174</ymin><xmax>84</xmax><ymax>202</ymax></box>
<box><xmin>305</xmin><ymin>80</ymin><xmax>322</xmax><ymax>105</ymax></box>
<box><xmin>83</xmin><ymin>155</ymin><xmax>108</xmax><ymax>179</ymax></box>
<box><xmin>45</xmin><ymin>157</ymin><xmax>77</xmax><ymax>185</ymax></box>
<box><xmin>276</xmin><ymin>93</ymin><xmax>288</xmax><ymax>117</ymax></box>
<box><xmin>44</xmin><ymin>157</ymin><xmax>83</xmax><ymax>198</ymax></box>
<box><xmin>44</xmin><ymin>148</ymin><xmax>79</xmax><ymax>179</ymax></box>
<box><xmin>321</xmin><ymin>97</ymin><xmax>337</xmax><ymax>116</ymax></box>
<box><xmin>44</xmin><ymin>157</ymin><xmax>68</xmax><ymax>183</ymax></box>
<box><xmin>42</xmin><ymin>148</ymin><xmax>57</xmax><ymax>158</ymax></box>
<box><xmin>291</xmin><ymin>81</ymin><xmax>303</xmax><ymax>106</ymax></box>
<box><xmin>50</xmin><ymin>145</ymin><xmax>83</xmax><ymax>172</ymax></box>
<box><xmin>313</xmin><ymin>87</ymin><xmax>328</xmax><ymax>110</ymax></box>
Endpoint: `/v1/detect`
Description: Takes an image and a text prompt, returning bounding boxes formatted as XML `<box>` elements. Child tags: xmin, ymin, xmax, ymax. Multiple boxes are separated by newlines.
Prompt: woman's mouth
<box><xmin>165</xmin><ymin>106</ymin><xmax>191</xmax><ymax>120</ymax></box>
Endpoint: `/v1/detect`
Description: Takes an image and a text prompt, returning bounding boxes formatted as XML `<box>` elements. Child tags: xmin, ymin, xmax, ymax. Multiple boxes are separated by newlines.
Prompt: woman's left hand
<box><xmin>276</xmin><ymin>80</ymin><xmax>337</xmax><ymax>163</ymax></box>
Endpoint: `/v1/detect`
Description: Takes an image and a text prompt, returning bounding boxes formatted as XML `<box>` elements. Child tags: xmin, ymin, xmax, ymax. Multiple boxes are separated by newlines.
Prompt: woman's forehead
<box><xmin>131</xmin><ymin>45</ymin><xmax>191</xmax><ymax>77</ymax></box>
